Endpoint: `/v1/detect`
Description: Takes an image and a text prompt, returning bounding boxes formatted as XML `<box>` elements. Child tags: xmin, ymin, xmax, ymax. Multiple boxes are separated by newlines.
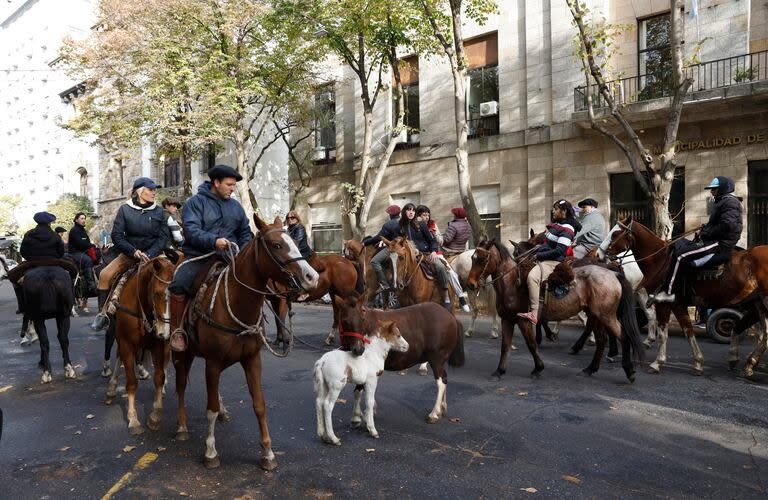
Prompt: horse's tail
<box><xmin>448</xmin><ymin>318</ymin><xmax>465</xmax><ymax>368</ymax></box>
<box><xmin>313</xmin><ymin>358</ymin><xmax>326</xmax><ymax>398</ymax></box>
<box><xmin>23</xmin><ymin>267</ymin><xmax>74</xmax><ymax>318</ymax></box>
<box><xmin>352</xmin><ymin>261</ymin><xmax>365</xmax><ymax>295</ymax></box>
<box><xmin>617</xmin><ymin>273</ymin><xmax>644</xmax><ymax>362</ymax></box>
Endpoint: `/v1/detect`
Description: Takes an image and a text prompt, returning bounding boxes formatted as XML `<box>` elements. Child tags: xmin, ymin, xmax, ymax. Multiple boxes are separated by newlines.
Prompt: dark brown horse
<box><xmin>608</xmin><ymin>218</ymin><xmax>768</xmax><ymax>377</ymax></box>
<box><xmin>173</xmin><ymin>215</ymin><xmax>319</xmax><ymax>470</ymax></box>
<box><xmin>104</xmin><ymin>253</ymin><xmax>180</xmax><ymax>435</ymax></box>
<box><xmin>337</xmin><ymin>294</ymin><xmax>464</xmax><ymax>423</ymax></box>
<box><xmin>343</xmin><ymin>239</ymin><xmax>398</xmax><ymax>308</ymax></box>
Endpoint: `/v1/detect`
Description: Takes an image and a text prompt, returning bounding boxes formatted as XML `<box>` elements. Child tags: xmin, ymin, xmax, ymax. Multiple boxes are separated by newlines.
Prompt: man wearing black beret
<box><xmin>167</xmin><ymin>164</ymin><xmax>252</xmax><ymax>351</ymax></box>
<box><xmin>573</xmin><ymin>198</ymin><xmax>606</xmax><ymax>259</ymax></box>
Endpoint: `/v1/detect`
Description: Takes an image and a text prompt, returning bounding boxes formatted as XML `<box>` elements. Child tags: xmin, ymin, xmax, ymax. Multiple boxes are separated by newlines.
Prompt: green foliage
<box><xmin>0</xmin><ymin>195</ymin><xmax>22</xmax><ymax>235</ymax></box>
<box><xmin>734</xmin><ymin>65</ymin><xmax>759</xmax><ymax>83</ymax></box>
<box><xmin>46</xmin><ymin>194</ymin><xmax>95</xmax><ymax>232</ymax></box>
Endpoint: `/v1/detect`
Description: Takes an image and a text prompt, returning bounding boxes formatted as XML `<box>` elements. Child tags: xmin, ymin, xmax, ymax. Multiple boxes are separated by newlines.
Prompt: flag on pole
<box><xmin>690</xmin><ymin>0</ymin><xmax>698</xmax><ymax>18</ymax></box>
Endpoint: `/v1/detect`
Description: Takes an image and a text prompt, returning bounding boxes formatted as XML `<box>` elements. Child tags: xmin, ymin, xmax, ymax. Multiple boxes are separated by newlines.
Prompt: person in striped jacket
<box><xmin>517</xmin><ymin>199</ymin><xmax>582</xmax><ymax>324</ymax></box>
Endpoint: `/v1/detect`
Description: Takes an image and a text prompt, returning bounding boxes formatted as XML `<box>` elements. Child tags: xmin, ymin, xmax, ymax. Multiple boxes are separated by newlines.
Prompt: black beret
<box><xmin>33</xmin><ymin>211</ymin><xmax>56</xmax><ymax>224</ymax></box>
<box><xmin>577</xmin><ymin>198</ymin><xmax>598</xmax><ymax>208</ymax></box>
<box><xmin>208</xmin><ymin>164</ymin><xmax>243</xmax><ymax>182</ymax></box>
<box><xmin>54</xmin><ymin>226</ymin><xmax>67</xmax><ymax>233</ymax></box>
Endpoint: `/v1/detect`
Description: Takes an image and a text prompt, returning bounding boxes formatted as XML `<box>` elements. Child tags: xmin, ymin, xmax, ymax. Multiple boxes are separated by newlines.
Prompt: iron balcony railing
<box><xmin>468</xmin><ymin>115</ymin><xmax>500</xmax><ymax>139</ymax></box>
<box><xmin>574</xmin><ymin>49</ymin><xmax>768</xmax><ymax>112</ymax></box>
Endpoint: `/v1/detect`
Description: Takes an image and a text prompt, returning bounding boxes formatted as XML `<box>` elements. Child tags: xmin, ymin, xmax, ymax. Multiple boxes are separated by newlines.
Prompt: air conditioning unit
<box><xmin>395</xmin><ymin>129</ymin><xmax>407</xmax><ymax>144</ymax></box>
<box><xmin>409</xmin><ymin>132</ymin><xmax>420</xmax><ymax>144</ymax></box>
<box><xmin>313</xmin><ymin>147</ymin><xmax>327</xmax><ymax>161</ymax></box>
<box><xmin>479</xmin><ymin>100</ymin><xmax>498</xmax><ymax>117</ymax></box>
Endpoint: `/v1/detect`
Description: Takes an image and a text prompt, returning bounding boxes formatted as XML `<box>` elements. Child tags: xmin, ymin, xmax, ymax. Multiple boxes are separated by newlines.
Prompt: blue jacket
<box><xmin>111</xmin><ymin>199</ymin><xmax>169</xmax><ymax>258</ymax></box>
<box><xmin>182</xmin><ymin>181</ymin><xmax>252</xmax><ymax>257</ymax></box>
<box><xmin>287</xmin><ymin>223</ymin><xmax>312</xmax><ymax>259</ymax></box>
<box><xmin>364</xmin><ymin>216</ymin><xmax>402</xmax><ymax>246</ymax></box>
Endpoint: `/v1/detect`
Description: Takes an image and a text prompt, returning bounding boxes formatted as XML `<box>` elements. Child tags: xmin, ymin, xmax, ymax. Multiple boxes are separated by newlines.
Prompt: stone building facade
<box><xmin>294</xmin><ymin>0</ymin><xmax>768</xmax><ymax>252</ymax></box>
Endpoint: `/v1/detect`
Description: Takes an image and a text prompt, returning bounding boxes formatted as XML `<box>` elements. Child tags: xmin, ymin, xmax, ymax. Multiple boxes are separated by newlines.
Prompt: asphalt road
<box><xmin>0</xmin><ymin>284</ymin><xmax>767</xmax><ymax>499</ymax></box>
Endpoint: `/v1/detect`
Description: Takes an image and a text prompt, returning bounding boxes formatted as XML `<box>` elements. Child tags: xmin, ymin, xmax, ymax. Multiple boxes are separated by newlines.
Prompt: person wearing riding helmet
<box><xmin>416</xmin><ymin>205</ymin><xmax>470</xmax><ymax>313</ymax></box>
<box><xmin>652</xmin><ymin>176</ymin><xmax>743</xmax><ymax>303</ymax></box>
<box><xmin>91</xmin><ymin>177</ymin><xmax>170</xmax><ymax>331</ymax></box>
<box><xmin>400</xmin><ymin>203</ymin><xmax>452</xmax><ymax>310</ymax></box>
<box><xmin>518</xmin><ymin>199</ymin><xmax>582</xmax><ymax>324</ymax></box>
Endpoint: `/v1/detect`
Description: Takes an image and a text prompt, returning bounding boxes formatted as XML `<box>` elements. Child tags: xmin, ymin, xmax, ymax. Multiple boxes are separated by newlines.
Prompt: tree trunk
<box><xmin>352</xmin><ymin>106</ymin><xmax>375</xmax><ymax>238</ymax></box>
<box><xmin>234</xmin><ymin>130</ymin><xmax>258</xmax><ymax>232</ymax></box>
<box><xmin>651</xmin><ymin>171</ymin><xmax>674</xmax><ymax>240</ymax></box>
<box><xmin>179</xmin><ymin>148</ymin><xmax>192</xmax><ymax>198</ymax></box>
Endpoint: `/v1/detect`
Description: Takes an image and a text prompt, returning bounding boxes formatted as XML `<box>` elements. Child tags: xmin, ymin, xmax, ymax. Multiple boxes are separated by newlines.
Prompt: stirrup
<box><xmin>170</xmin><ymin>328</ymin><xmax>187</xmax><ymax>352</ymax></box>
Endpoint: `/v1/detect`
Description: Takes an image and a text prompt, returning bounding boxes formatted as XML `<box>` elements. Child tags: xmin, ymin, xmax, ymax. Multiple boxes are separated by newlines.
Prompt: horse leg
<box><xmin>103</xmin><ymin>322</ymin><xmax>116</xmax><ymax>378</ymax></box>
<box><xmin>606</xmin><ymin>334</ymin><xmax>619</xmax><ymax>363</ymax></box>
<box><xmin>520</xmin><ymin>320</ymin><xmax>545</xmax><ymax>378</ymax></box>
<box><xmin>105</xmin><ymin>360</ymin><xmax>121</xmax><ymax>404</ymax></box>
<box><xmin>217</xmin><ymin>394</ymin><xmax>231</xmax><ymax>422</ymax></box>
<box><xmin>728</xmin><ymin>321</ymin><xmax>742</xmax><ymax>371</ymax></box>
<box><xmin>636</xmin><ymin>289</ymin><xmax>657</xmax><ymax>347</ymax></box>
<box><xmin>135</xmin><ymin>349</ymin><xmax>150</xmax><ymax>380</ymax></box>
<box><xmin>535</xmin><ymin>322</ymin><xmax>543</xmax><ymax>346</ymax></box>
<box><xmin>202</xmin><ymin>361</ymin><xmax>222</xmax><ymax>468</ymax></box>
<box><xmin>648</xmin><ymin>306</ymin><xmax>672</xmax><ymax>374</ymax></box>
<box><xmin>56</xmin><ymin>315</ymin><xmax>75</xmax><ymax>379</ymax></box>
<box><xmin>242</xmin><ymin>356</ymin><xmax>279</xmax><ymax>469</ymax></box>
<box><xmin>427</xmin><ymin>363</ymin><xmax>448</xmax><ymax>423</ymax></box>
<box><xmin>146</xmin><ymin>343</ymin><xmax>166</xmax><ymax>431</ymax></box>
<box><xmin>363</xmin><ymin>377</ymin><xmax>380</xmax><ymax>438</ymax></box>
<box><xmin>118</xmin><ymin>337</ymin><xmax>142</xmax><ymax>435</ymax></box>
<box><xmin>490</xmin><ymin>311</ymin><xmax>500</xmax><ymax>339</ymax></box>
<box><xmin>324</xmin><ymin>300</ymin><xmax>338</xmax><ymax>346</ymax></box>
<box><xmin>418</xmin><ymin>362</ymin><xmax>428</xmax><ymax>375</ymax></box>
<box><xmin>173</xmin><ymin>351</ymin><xmax>194</xmax><ymax>441</ymax></box>
<box><xmin>35</xmin><ymin>319</ymin><xmax>52</xmax><ymax>384</ymax></box>
<box><xmin>583</xmin><ymin>325</ymin><xmax>607</xmax><ymax>376</ymax></box>
<box><xmin>350</xmin><ymin>384</ymin><xmax>364</xmax><ymax>428</ymax></box>
<box><xmin>742</xmin><ymin>301</ymin><xmax>768</xmax><ymax>379</ymax></box>
<box><xmin>492</xmin><ymin>318</ymin><xmax>514</xmax><ymax>378</ymax></box>
<box><xmin>570</xmin><ymin>323</ymin><xmax>591</xmax><ymax>354</ymax></box>
<box><xmin>466</xmin><ymin>299</ymin><xmax>477</xmax><ymax>337</ymax></box>
<box><xmin>675</xmin><ymin>307</ymin><xmax>704</xmax><ymax>375</ymax></box>
<box><xmin>605</xmin><ymin>316</ymin><xmax>633</xmax><ymax>381</ymax></box>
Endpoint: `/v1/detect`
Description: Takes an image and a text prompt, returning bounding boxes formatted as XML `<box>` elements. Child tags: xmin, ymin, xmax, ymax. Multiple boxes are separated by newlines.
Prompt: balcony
<box><xmin>468</xmin><ymin>115</ymin><xmax>499</xmax><ymax>139</ymax></box>
<box><xmin>574</xmin><ymin>50</ymin><xmax>768</xmax><ymax>112</ymax></box>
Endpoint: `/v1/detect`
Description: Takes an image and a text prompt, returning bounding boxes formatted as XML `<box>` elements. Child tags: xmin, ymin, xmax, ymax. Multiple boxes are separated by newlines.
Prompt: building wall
<box><xmin>0</xmin><ymin>0</ymin><xmax>99</xmax><ymax>229</ymax></box>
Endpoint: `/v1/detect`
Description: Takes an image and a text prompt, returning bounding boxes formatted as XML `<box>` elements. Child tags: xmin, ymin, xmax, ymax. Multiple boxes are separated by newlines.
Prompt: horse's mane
<box><xmin>492</xmin><ymin>240</ymin><xmax>513</xmax><ymax>262</ymax></box>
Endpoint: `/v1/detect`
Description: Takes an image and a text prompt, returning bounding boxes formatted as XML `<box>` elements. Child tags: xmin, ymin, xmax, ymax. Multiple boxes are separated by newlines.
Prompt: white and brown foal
<box><xmin>313</xmin><ymin>320</ymin><xmax>408</xmax><ymax>445</ymax></box>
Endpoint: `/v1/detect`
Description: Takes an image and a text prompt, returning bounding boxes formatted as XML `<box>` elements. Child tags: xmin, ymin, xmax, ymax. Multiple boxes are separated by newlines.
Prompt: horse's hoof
<box><xmin>464</xmin><ymin>330</ymin><xmax>472</xmax><ymax>338</ymax></box>
<box><xmin>350</xmin><ymin>420</ymin><xmax>362</xmax><ymax>429</ymax></box>
<box><xmin>569</xmin><ymin>348</ymin><xmax>580</xmax><ymax>355</ymax></box>
<box><xmin>128</xmin><ymin>425</ymin><xmax>144</xmax><ymax>436</ymax></box>
<box><xmin>692</xmin><ymin>369</ymin><xmax>704</xmax><ymax>377</ymax></box>
<box><xmin>41</xmin><ymin>371</ymin><xmax>52</xmax><ymax>384</ymax></box>
<box><xmin>101</xmin><ymin>367</ymin><xmax>113</xmax><ymax>378</ymax></box>
<box><xmin>418</xmin><ymin>369</ymin><xmax>428</xmax><ymax>376</ymax></box>
<box><xmin>217</xmin><ymin>412</ymin><xmax>231</xmax><ymax>422</ymax></box>
<box><xmin>626</xmin><ymin>372</ymin><xmax>636</xmax><ymax>383</ymax></box>
<box><xmin>531</xmin><ymin>370</ymin><xmax>542</xmax><ymax>379</ymax></box>
<box><xmin>647</xmin><ymin>365</ymin><xmax>660</xmax><ymax>374</ymax></box>
<box><xmin>203</xmin><ymin>455</ymin><xmax>220</xmax><ymax>469</ymax></box>
<box><xmin>728</xmin><ymin>360</ymin><xmax>739</xmax><ymax>371</ymax></box>
<box><xmin>490</xmin><ymin>331</ymin><xmax>499</xmax><ymax>339</ymax></box>
<box><xmin>147</xmin><ymin>416</ymin><xmax>162</xmax><ymax>431</ymax></box>
<box><xmin>175</xmin><ymin>430</ymin><xmax>190</xmax><ymax>441</ymax></box>
<box><xmin>136</xmin><ymin>366</ymin><xmax>150</xmax><ymax>380</ymax></box>
<box><xmin>426</xmin><ymin>414</ymin><xmax>440</xmax><ymax>424</ymax></box>
<box><xmin>606</xmin><ymin>356</ymin><xmax>618</xmax><ymax>364</ymax></box>
<box><xmin>581</xmin><ymin>368</ymin><xmax>595</xmax><ymax>377</ymax></box>
<box><xmin>491</xmin><ymin>369</ymin><xmax>505</xmax><ymax>379</ymax></box>
<box><xmin>64</xmin><ymin>364</ymin><xmax>76</xmax><ymax>379</ymax></box>
<box><xmin>259</xmin><ymin>458</ymin><xmax>279</xmax><ymax>470</ymax></box>
<box><xmin>323</xmin><ymin>337</ymin><xmax>333</xmax><ymax>346</ymax></box>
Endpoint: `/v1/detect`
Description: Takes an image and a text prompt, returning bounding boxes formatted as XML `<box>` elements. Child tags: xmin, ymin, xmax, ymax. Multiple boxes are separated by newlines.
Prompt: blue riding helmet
<box><xmin>705</xmin><ymin>178</ymin><xmax>720</xmax><ymax>189</ymax></box>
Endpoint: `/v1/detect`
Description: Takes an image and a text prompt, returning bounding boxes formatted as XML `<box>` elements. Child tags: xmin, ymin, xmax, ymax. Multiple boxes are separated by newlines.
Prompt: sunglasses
<box><xmin>287</xmin><ymin>216</ymin><xmax>297</xmax><ymax>220</ymax></box>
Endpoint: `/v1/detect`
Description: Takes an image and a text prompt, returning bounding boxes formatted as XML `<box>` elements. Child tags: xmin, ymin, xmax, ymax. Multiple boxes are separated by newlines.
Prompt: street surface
<box><xmin>0</xmin><ymin>284</ymin><xmax>766</xmax><ymax>499</ymax></box>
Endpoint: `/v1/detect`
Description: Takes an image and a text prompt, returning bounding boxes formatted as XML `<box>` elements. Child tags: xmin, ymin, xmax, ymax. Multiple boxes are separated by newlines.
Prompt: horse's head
<box><xmin>147</xmin><ymin>256</ymin><xmax>178</xmax><ymax>340</ymax></box>
<box><xmin>0</xmin><ymin>255</ymin><xmax>8</xmax><ymax>281</ymax></box>
<box><xmin>254</xmin><ymin>214</ymin><xmax>320</xmax><ymax>293</ymax></box>
<box><xmin>381</xmin><ymin>236</ymin><xmax>413</xmax><ymax>289</ymax></box>
<box><xmin>606</xmin><ymin>217</ymin><xmax>635</xmax><ymax>256</ymax></box>
<box><xmin>510</xmin><ymin>239</ymin><xmax>535</xmax><ymax>258</ymax></box>
<box><xmin>335</xmin><ymin>293</ymin><xmax>368</xmax><ymax>356</ymax></box>
<box><xmin>342</xmin><ymin>239</ymin><xmax>363</xmax><ymax>261</ymax></box>
<box><xmin>467</xmin><ymin>238</ymin><xmax>499</xmax><ymax>290</ymax></box>
<box><xmin>373</xmin><ymin>320</ymin><xmax>408</xmax><ymax>353</ymax></box>
<box><xmin>529</xmin><ymin>230</ymin><xmax>547</xmax><ymax>246</ymax></box>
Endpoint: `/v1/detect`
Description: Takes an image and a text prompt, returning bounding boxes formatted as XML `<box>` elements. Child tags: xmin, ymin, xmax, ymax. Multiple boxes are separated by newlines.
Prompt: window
<box><xmin>389</xmin><ymin>192</ymin><xmax>420</xmax><ymax>210</ymax></box>
<box><xmin>465</xmin><ymin>33</ymin><xmax>499</xmax><ymax>139</ymax></box>
<box><xmin>112</xmin><ymin>157</ymin><xmax>126</xmax><ymax>196</ymax></box>
<box><xmin>610</xmin><ymin>168</ymin><xmax>685</xmax><ymax>237</ymax></box>
<box><xmin>202</xmin><ymin>144</ymin><xmax>216</xmax><ymax>174</ymax></box>
<box><xmin>164</xmin><ymin>156</ymin><xmax>180</xmax><ymax>187</ymax></box>
<box><xmin>77</xmin><ymin>167</ymin><xmax>87</xmax><ymax>197</ymax></box>
<box><xmin>638</xmin><ymin>13</ymin><xmax>672</xmax><ymax>100</ymax></box>
<box><xmin>392</xmin><ymin>56</ymin><xmax>420</xmax><ymax>146</ymax></box>
<box><xmin>473</xmin><ymin>185</ymin><xmax>500</xmax><ymax>244</ymax></box>
<box><xmin>748</xmin><ymin>160</ymin><xmax>768</xmax><ymax>247</ymax></box>
<box><xmin>314</xmin><ymin>87</ymin><xmax>336</xmax><ymax>164</ymax></box>
<box><xmin>310</xmin><ymin>202</ymin><xmax>342</xmax><ymax>254</ymax></box>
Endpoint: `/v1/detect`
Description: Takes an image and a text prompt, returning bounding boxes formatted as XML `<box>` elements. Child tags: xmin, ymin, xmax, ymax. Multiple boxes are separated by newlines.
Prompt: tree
<box><xmin>414</xmin><ymin>0</ymin><xmax>497</xmax><ymax>243</ymax></box>
<box><xmin>0</xmin><ymin>195</ymin><xmax>22</xmax><ymax>235</ymax></box>
<box><xmin>60</xmin><ymin>0</ymin><xmax>324</xmax><ymax>228</ymax></box>
<box><xmin>47</xmin><ymin>194</ymin><xmax>95</xmax><ymax>232</ymax></box>
<box><xmin>567</xmin><ymin>0</ymin><xmax>693</xmax><ymax>239</ymax></box>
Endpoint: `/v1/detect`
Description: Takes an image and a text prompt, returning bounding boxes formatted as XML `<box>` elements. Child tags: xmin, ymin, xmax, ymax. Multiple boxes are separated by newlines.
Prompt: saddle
<box><xmin>418</xmin><ymin>257</ymin><xmax>435</xmax><ymax>280</ymax></box>
<box><xmin>187</xmin><ymin>259</ymin><xmax>229</xmax><ymax>344</ymax></box>
<box><xmin>8</xmin><ymin>258</ymin><xmax>78</xmax><ymax>283</ymax></box>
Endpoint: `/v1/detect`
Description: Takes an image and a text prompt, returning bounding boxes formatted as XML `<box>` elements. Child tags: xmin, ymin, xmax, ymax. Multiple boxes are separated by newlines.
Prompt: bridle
<box><xmin>338</xmin><ymin>318</ymin><xmax>370</xmax><ymax>344</ymax></box>
<box><xmin>606</xmin><ymin>221</ymin><xmax>636</xmax><ymax>257</ymax></box>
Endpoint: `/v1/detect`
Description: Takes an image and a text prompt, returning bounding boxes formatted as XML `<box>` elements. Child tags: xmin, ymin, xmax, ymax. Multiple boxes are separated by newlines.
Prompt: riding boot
<box><xmin>90</xmin><ymin>289</ymin><xmax>110</xmax><ymax>331</ymax></box>
<box><xmin>375</xmin><ymin>268</ymin><xmax>391</xmax><ymax>291</ymax></box>
<box><xmin>12</xmin><ymin>282</ymin><xmax>24</xmax><ymax>315</ymax></box>
<box><xmin>169</xmin><ymin>293</ymin><xmax>189</xmax><ymax>352</ymax></box>
<box><xmin>84</xmin><ymin>269</ymin><xmax>97</xmax><ymax>297</ymax></box>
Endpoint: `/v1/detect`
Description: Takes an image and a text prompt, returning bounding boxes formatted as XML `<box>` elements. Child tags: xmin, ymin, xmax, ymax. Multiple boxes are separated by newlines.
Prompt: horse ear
<box><xmin>477</xmin><ymin>234</ymin><xmax>487</xmax><ymax>247</ymax></box>
<box><xmin>380</xmin><ymin>237</ymin><xmax>391</xmax><ymax>246</ymax></box>
<box><xmin>253</xmin><ymin>213</ymin><xmax>268</xmax><ymax>233</ymax></box>
<box><xmin>163</xmin><ymin>248</ymin><xmax>180</xmax><ymax>264</ymax></box>
<box><xmin>152</xmin><ymin>258</ymin><xmax>163</xmax><ymax>272</ymax></box>
<box><xmin>509</xmin><ymin>240</ymin><xmax>519</xmax><ymax>249</ymax></box>
<box><xmin>272</xmin><ymin>215</ymin><xmax>282</xmax><ymax>226</ymax></box>
<box><xmin>529</xmin><ymin>228</ymin><xmax>535</xmax><ymax>239</ymax></box>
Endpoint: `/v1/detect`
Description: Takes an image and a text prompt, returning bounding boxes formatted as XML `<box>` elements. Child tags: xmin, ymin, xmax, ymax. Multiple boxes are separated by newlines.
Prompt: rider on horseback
<box><xmin>652</xmin><ymin>176</ymin><xmax>743</xmax><ymax>303</ymax></box>
<box><xmin>167</xmin><ymin>165</ymin><xmax>253</xmax><ymax>352</ymax></box>
<box><xmin>517</xmin><ymin>199</ymin><xmax>582</xmax><ymax>324</ymax></box>
<box><xmin>364</xmin><ymin>204</ymin><xmax>402</xmax><ymax>292</ymax></box>
<box><xmin>91</xmin><ymin>177</ymin><xmax>170</xmax><ymax>330</ymax></box>
<box><xmin>68</xmin><ymin>212</ymin><xmax>97</xmax><ymax>296</ymax></box>
<box><xmin>573</xmin><ymin>198</ymin><xmax>606</xmax><ymax>259</ymax></box>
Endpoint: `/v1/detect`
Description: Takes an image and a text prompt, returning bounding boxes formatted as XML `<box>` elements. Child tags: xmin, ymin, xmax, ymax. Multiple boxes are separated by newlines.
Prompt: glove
<box><xmin>377</xmin><ymin>241</ymin><xmax>386</xmax><ymax>248</ymax></box>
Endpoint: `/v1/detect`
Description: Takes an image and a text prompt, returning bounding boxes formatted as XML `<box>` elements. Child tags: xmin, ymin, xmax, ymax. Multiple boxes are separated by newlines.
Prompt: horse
<box><xmin>172</xmin><ymin>215</ymin><xmax>319</xmax><ymax>470</ymax></box>
<box><xmin>314</xmin><ymin>320</ymin><xmax>408</xmax><ymax>445</ymax></box>
<box><xmin>337</xmin><ymin>294</ymin><xmax>465</xmax><ymax>423</ymax></box>
<box><xmin>20</xmin><ymin>266</ymin><xmax>76</xmax><ymax>383</ymax></box>
<box><xmin>607</xmin><ymin>218</ymin><xmax>768</xmax><ymax>377</ymax></box>
<box><xmin>71</xmin><ymin>244</ymin><xmax>119</xmax><ymax>314</ymax></box>
<box><xmin>343</xmin><ymin>239</ymin><xmax>397</xmax><ymax>308</ymax></box>
<box><xmin>449</xmin><ymin>249</ymin><xmax>501</xmax><ymax>339</ymax></box>
<box><xmin>0</xmin><ymin>256</ymin><xmax>37</xmax><ymax>345</ymax></box>
<box><xmin>104</xmin><ymin>253</ymin><xmax>180</xmax><ymax>435</ymax></box>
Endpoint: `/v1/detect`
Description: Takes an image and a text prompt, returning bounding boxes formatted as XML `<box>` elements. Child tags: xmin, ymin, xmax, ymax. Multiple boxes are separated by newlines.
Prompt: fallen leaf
<box><xmin>609</xmin><ymin>406</ymin><xmax>618</xmax><ymax>410</ymax></box>
<box><xmin>743</xmin><ymin>464</ymin><xmax>753</xmax><ymax>469</ymax></box>
<box><xmin>116</xmin><ymin>454</ymin><xmax>122</xmax><ymax>459</ymax></box>
<box><xmin>274</xmin><ymin>451</ymin><xmax>286</xmax><ymax>456</ymax></box>
<box><xmin>58</xmin><ymin>446</ymin><xmax>71</xmax><ymax>452</ymax></box>
<box><xmin>336</xmin><ymin>398</ymin><xmax>347</xmax><ymax>404</ymax></box>
<box><xmin>122</xmin><ymin>445</ymin><xmax>136</xmax><ymax>453</ymax></box>
<box><xmin>495</xmin><ymin>387</ymin><xmax>508</xmax><ymax>393</ymax></box>
<box><xmin>520</xmin><ymin>487</ymin><xmax>538</xmax><ymax>493</ymax></box>
<box><xmin>517</xmin><ymin>392</ymin><xmax>528</xmax><ymax>397</ymax></box>
<box><xmin>365</xmin><ymin>448</ymin><xmax>375</xmax><ymax>453</ymax></box>
<box><xmin>562</xmin><ymin>475</ymin><xmax>582</xmax><ymax>485</ymax></box>
<box><xmin>179</xmin><ymin>492</ymin><xmax>189</xmax><ymax>497</ymax></box>
<box><xmin>449</xmin><ymin>417</ymin><xmax>461</xmax><ymax>423</ymax></box>
<box><xmin>234</xmin><ymin>496</ymin><xmax>255</xmax><ymax>500</ymax></box>
<box><xmin>90</xmin><ymin>427</ymin><xmax>99</xmax><ymax>431</ymax></box>
<box><xmin>74</xmin><ymin>431</ymin><xmax>82</xmax><ymax>435</ymax></box>
<box><xmin>85</xmin><ymin>414</ymin><xmax>95</xmax><ymax>419</ymax></box>
<box><xmin>157</xmin><ymin>447</ymin><xmax>167</xmax><ymax>452</ymax></box>
<box><xmin>0</xmin><ymin>385</ymin><xmax>12</xmax><ymax>393</ymax></box>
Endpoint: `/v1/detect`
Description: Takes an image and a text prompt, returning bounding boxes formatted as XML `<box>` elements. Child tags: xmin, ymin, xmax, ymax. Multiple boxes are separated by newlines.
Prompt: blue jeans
<box><xmin>169</xmin><ymin>258</ymin><xmax>209</xmax><ymax>297</ymax></box>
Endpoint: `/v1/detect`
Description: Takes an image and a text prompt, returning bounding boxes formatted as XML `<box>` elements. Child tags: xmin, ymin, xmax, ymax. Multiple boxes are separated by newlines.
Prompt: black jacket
<box><xmin>20</xmin><ymin>225</ymin><xmax>65</xmax><ymax>261</ymax></box>
<box><xmin>288</xmin><ymin>223</ymin><xmax>312</xmax><ymax>259</ymax></box>
<box><xmin>700</xmin><ymin>176</ymin><xmax>743</xmax><ymax>248</ymax></box>
<box><xmin>111</xmin><ymin>199</ymin><xmax>170</xmax><ymax>258</ymax></box>
<box><xmin>181</xmin><ymin>182</ymin><xmax>252</xmax><ymax>257</ymax></box>
<box><xmin>364</xmin><ymin>216</ymin><xmax>402</xmax><ymax>246</ymax></box>
<box><xmin>68</xmin><ymin>224</ymin><xmax>92</xmax><ymax>253</ymax></box>
<box><xmin>403</xmin><ymin>220</ymin><xmax>436</xmax><ymax>253</ymax></box>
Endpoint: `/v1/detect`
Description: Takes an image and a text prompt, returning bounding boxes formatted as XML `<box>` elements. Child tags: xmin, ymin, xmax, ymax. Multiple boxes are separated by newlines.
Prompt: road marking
<box><xmin>101</xmin><ymin>451</ymin><xmax>158</xmax><ymax>500</ymax></box>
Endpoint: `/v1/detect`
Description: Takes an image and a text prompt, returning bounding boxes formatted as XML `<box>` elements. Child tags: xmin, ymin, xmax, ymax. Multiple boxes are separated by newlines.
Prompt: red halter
<box><xmin>338</xmin><ymin>320</ymin><xmax>370</xmax><ymax>344</ymax></box>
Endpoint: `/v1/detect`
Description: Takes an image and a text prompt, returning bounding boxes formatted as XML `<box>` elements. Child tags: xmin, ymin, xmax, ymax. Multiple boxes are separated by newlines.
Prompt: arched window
<box><xmin>76</xmin><ymin>167</ymin><xmax>88</xmax><ymax>197</ymax></box>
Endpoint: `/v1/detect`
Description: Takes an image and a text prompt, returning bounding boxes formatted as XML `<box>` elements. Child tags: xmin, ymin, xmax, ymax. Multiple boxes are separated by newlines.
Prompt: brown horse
<box><xmin>607</xmin><ymin>218</ymin><xmax>768</xmax><ymax>377</ymax></box>
<box><xmin>342</xmin><ymin>238</ymin><xmax>393</xmax><ymax>307</ymax></box>
<box><xmin>104</xmin><ymin>253</ymin><xmax>180</xmax><ymax>435</ymax></box>
<box><xmin>173</xmin><ymin>215</ymin><xmax>319</xmax><ymax>470</ymax></box>
<box><xmin>337</xmin><ymin>294</ymin><xmax>464</xmax><ymax>423</ymax></box>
